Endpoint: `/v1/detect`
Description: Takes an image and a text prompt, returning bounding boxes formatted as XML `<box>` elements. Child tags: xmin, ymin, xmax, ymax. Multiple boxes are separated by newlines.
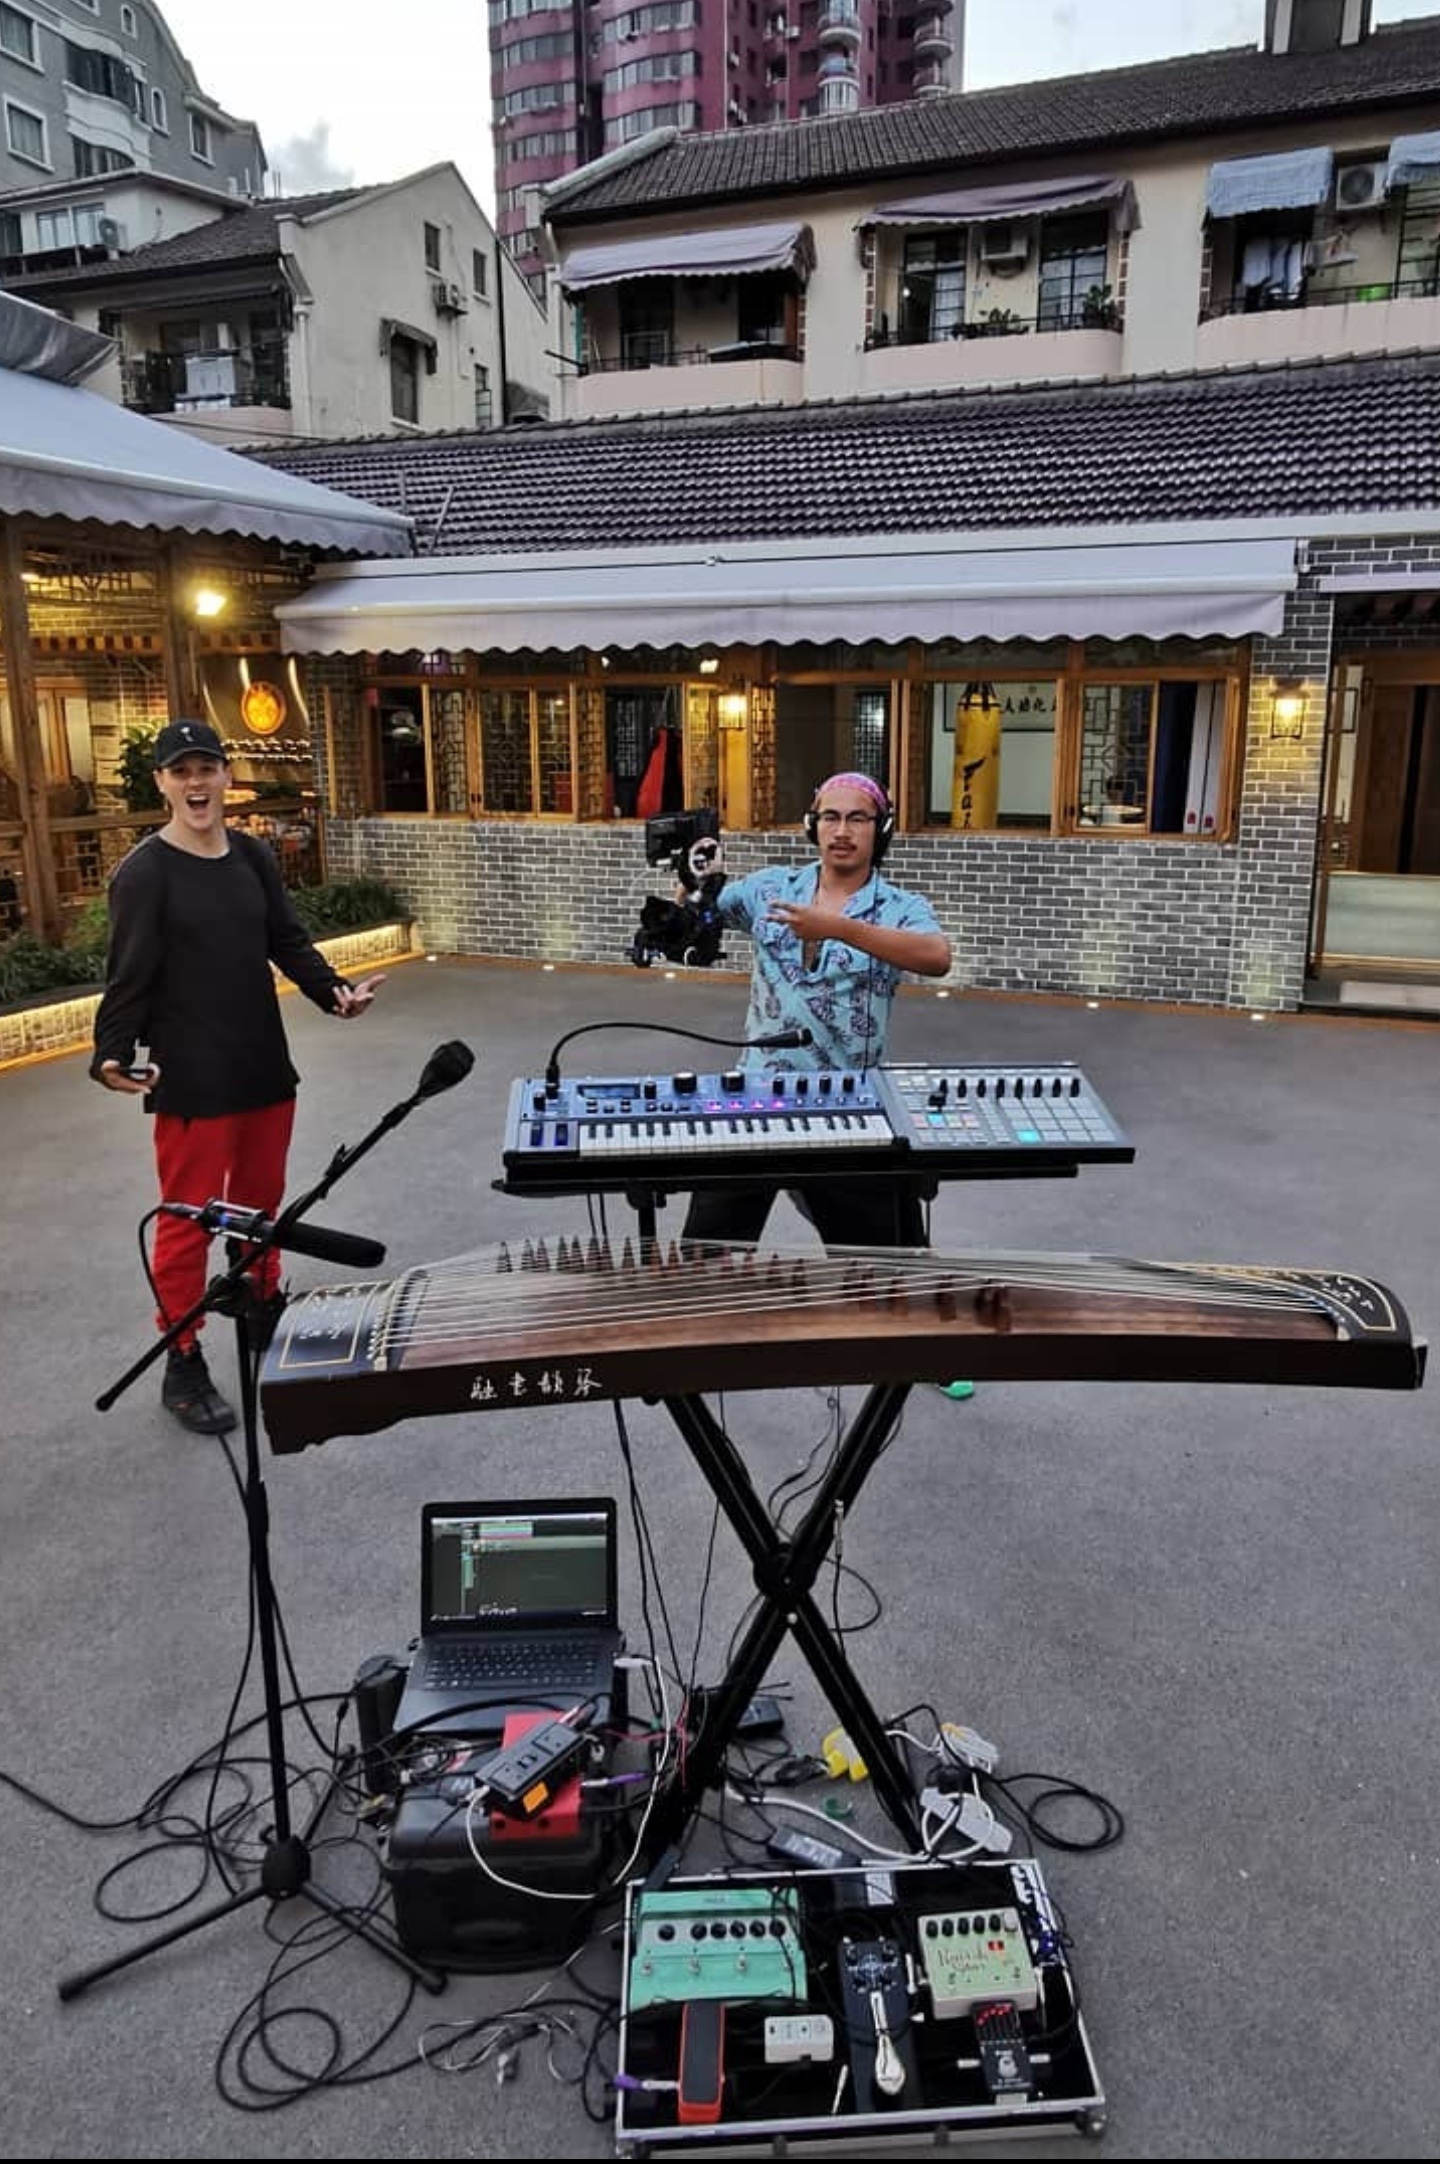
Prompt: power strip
<box><xmin>764</xmin><ymin>2013</ymin><xmax>835</xmax><ymax>2065</ymax></box>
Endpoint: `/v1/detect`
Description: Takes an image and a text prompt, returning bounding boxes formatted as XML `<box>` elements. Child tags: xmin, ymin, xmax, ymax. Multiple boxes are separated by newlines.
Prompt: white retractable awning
<box><xmin>0</xmin><ymin>363</ymin><xmax>413</xmax><ymax>554</ymax></box>
<box><xmin>1205</xmin><ymin>147</ymin><xmax>1335</xmax><ymax>218</ymax></box>
<box><xmin>276</xmin><ymin>534</ymin><xmax>1297</xmax><ymax>654</ymax></box>
<box><xmin>559</xmin><ymin>221</ymin><xmax>815</xmax><ymax>293</ymax></box>
<box><xmin>858</xmin><ymin>175</ymin><xmax>1139</xmax><ymax>233</ymax></box>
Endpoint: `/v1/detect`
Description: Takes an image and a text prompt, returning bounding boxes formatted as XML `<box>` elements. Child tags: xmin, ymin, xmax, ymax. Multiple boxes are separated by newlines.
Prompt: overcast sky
<box><xmin>156</xmin><ymin>0</ymin><xmax>1421</xmax><ymax>213</ymax></box>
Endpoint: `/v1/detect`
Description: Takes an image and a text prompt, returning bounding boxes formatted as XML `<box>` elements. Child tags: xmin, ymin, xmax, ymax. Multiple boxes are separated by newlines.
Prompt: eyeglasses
<box><xmin>814</xmin><ymin>809</ymin><xmax>878</xmax><ymax>830</ymax></box>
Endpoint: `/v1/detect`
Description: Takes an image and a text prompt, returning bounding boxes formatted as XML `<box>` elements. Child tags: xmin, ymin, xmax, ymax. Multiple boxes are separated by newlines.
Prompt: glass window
<box><xmin>1078</xmin><ymin>680</ymin><xmax>1229</xmax><ymax>837</ymax></box>
<box><xmin>151</xmin><ymin>88</ymin><xmax>169</xmax><ymax>132</ymax></box>
<box><xmin>474</xmin><ymin>363</ymin><xmax>492</xmax><ymax>428</ymax></box>
<box><xmin>0</xmin><ymin>6</ymin><xmax>36</xmax><ymax>64</ymax></box>
<box><xmin>424</xmin><ymin>221</ymin><xmax>442</xmax><ymax>271</ymax></box>
<box><xmin>429</xmin><ymin>689</ymin><xmax>470</xmax><ymax>814</ymax></box>
<box><xmin>190</xmin><ymin>112</ymin><xmax>212</xmax><ymax>161</ymax></box>
<box><xmin>772</xmin><ymin>680</ymin><xmax>891</xmax><ymax>825</ymax></box>
<box><xmin>606</xmin><ymin>685</ymin><xmax>679</xmax><ymax>817</ymax></box>
<box><xmin>899</xmin><ymin>228</ymin><xmax>967</xmax><ymax>343</ymax></box>
<box><xmin>35</xmin><ymin>208</ymin><xmax>72</xmax><ymax>251</ymax></box>
<box><xmin>1036</xmin><ymin>213</ymin><xmax>1108</xmax><ymax>330</ymax></box>
<box><xmin>619</xmin><ymin>283</ymin><xmax>673</xmax><ymax>368</ymax></box>
<box><xmin>5</xmin><ymin>102</ymin><xmax>46</xmax><ymax>165</ymax></box>
<box><xmin>479</xmin><ymin>689</ymin><xmax>533</xmax><ymax>812</ymax></box>
<box><xmin>472</xmin><ymin>246</ymin><xmax>488</xmax><ymax>296</ymax></box>
<box><xmin>375</xmin><ymin>690</ymin><xmax>428</xmax><ymax>813</ymax></box>
<box><xmin>390</xmin><ymin>333</ymin><xmax>420</xmax><ymax>423</ymax></box>
<box><xmin>924</xmin><ymin>680</ymin><xmax>1058</xmax><ymax>831</ymax></box>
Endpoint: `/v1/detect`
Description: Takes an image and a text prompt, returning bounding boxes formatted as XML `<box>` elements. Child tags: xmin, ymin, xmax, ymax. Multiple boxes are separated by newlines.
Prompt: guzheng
<box><xmin>258</xmin><ymin>1242</ymin><xmax>1425</xmax><ymax>1454</ymax></box>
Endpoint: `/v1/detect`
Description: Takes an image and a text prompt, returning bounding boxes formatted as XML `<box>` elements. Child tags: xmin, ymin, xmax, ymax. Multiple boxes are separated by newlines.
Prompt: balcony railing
<box><xmin>866</xmin><ymin>304</ymin><xmax>1122</xmax><ymax>348</ymax></box>
<box><xmin>590</xmin><ymin>337</ymin><xmax>800</xmax><ymax>374</ymax></box>
<box><xmin>1201</xmin><ymin>271</ymin><xmax>1440</xmax><ymax>319</ymax></box>
<box><xmin>121</xmin><ymin>341</ymin><xmax>291</xmax><ymax>415</ymax></box>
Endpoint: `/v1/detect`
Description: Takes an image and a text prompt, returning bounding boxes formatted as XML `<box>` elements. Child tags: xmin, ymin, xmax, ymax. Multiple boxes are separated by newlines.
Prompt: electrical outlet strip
<box><xmin>940</xmin><ymin>1721</ymin><xmax>999</xmax><ymax>1774</ymax></box>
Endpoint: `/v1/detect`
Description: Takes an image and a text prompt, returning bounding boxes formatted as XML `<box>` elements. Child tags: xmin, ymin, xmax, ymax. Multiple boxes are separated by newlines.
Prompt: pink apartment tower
<box><xmin>491</xmin><ymin>0</ymin><xmax>965</xmax><ymax>283</ymax></box>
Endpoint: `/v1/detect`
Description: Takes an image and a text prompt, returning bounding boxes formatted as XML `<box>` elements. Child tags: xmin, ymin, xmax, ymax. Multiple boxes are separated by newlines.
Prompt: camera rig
<box><xmin>630</xmin><ymin>808</ymin><xmax>728</xmax><ymax>969</ymax></box>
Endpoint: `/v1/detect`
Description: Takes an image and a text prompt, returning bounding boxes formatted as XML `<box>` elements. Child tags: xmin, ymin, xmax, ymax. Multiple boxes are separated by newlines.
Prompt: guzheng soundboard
<box><xmin>499</xmin><ymin>1063</ymin><xmax>1133</xmax><ymax>1195</ymax></box>
<box><xmin>257</xmin><ymin>1244</ymin><xmax>1424</xmax><ymax>1455</ymax></box>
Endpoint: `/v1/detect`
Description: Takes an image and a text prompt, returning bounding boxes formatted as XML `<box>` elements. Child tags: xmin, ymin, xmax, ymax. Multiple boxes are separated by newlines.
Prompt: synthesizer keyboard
<box><xmin>499</xmin><ymin>1063</ymin><xmax>1133</xmax><ymax>1196</ymax></box>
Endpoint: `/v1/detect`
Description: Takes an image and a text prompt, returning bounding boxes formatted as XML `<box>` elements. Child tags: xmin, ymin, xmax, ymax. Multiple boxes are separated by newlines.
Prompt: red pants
<box><xmin>152</xmin><ymin>1099</ymin><xmax>296</xmax><ymax>1347</ymax></box>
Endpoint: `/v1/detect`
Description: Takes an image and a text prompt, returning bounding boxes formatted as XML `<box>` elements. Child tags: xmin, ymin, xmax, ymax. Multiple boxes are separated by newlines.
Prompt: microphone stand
<box><xmin>62</xmin><ymin>1049</ymin><xmax>473</xmax><ymax>2004</ymax></box>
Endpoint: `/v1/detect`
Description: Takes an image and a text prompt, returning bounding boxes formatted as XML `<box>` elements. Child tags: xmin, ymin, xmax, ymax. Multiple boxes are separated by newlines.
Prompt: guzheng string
<box><xmin>328</xmin><ymin>1245</ymin><xmax>1387</xmax><ymax>1354</ymax></box>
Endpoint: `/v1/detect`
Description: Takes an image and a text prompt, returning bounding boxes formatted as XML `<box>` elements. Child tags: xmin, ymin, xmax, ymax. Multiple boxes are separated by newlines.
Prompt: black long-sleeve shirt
<box><xmin>90</xmin><ymin>831</ymin><xmax>343</xmax><ymax>1118</ymax></box>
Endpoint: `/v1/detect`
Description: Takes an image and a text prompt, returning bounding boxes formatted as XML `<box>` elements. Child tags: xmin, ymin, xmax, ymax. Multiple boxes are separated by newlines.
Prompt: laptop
<box><xmin>391</xmin><ymin>1497</ymin><xmax>623</xmax><ymax>1744</ymax></box>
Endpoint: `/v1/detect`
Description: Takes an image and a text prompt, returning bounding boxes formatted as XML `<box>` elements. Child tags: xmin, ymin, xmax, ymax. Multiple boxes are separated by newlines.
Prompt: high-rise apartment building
<box><xmin>490</xmin><ymin>0</ymin><xmax>964</xmax><ymax>282</ymax></box>
<box><xmin>0</xmin><ymin>0</ymin><xmax>263</xmax><ymax>201</ymax></box>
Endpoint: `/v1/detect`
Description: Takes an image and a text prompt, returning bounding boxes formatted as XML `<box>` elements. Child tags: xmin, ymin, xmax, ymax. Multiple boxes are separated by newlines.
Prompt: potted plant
<box><xmin>1080</xmin><ymin>283</ymin><xmax>1121</xmax><ymax>330</ymax></box>
<box><xmin>117</xmin><ymin>728</ymin><xmax>162</xmax><ymax>813</ymax></box>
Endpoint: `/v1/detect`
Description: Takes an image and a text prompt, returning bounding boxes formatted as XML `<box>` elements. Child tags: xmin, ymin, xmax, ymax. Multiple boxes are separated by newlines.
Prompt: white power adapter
<box><xmin>764</xmin><ymin>2013</ymin><xmax>835</xmax><ymax>2064</ymax></box>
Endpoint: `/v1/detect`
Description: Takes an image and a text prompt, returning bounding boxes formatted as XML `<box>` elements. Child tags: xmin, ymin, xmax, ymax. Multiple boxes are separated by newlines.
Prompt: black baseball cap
<box><xmin>153</xmin><ymin>720</ymin><xmax>227</xmax><ymax>768</ymax></box>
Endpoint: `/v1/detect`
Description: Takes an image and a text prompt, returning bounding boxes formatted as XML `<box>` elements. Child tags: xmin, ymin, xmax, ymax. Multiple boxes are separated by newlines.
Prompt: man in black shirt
<box><xmin>92</xmin><ymin>720</ymin><xmax>382</xmax><ymax>1435</ymax></box>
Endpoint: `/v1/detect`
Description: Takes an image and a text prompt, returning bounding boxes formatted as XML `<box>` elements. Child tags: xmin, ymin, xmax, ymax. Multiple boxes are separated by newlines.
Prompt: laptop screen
<box><xmin>421</xmin><ymin>1499</ymin><xmax>616</xmax><ymax>1633</ymax></box>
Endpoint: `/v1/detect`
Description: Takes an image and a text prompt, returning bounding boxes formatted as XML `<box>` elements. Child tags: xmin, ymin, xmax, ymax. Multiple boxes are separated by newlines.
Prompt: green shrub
<box><xmin>0</xmin><ymin>927</ymin><xmax>106</xmax><ymax>1005</ymax></box>
<box><xmin>0</xmin><ymin>880</ymin><xmax>404</xmax><ymax>1010</ymax></box>
<box><xmin>118</xmin><ymin>729</ymin><xmax>163</xmax><ymax>813</ymax></box>
<box><xmin>288</xmin><ymin>878</ymin><xmax>407</xmax><ymax>935</ymax></box>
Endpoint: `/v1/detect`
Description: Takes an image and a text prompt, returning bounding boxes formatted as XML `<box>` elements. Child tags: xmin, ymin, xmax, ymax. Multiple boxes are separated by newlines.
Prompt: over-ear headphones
<box><xmin>804</xmin><ymin>781</ymin><xmax>895</xmax><ymax>866</ymax></box>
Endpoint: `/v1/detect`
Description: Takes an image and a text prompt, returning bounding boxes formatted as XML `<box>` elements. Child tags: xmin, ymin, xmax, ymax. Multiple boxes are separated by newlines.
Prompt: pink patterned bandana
<box><xmin>814</xmin><ymin>772</ymin><xmax>888</xmax><ymax>814</ymax></box>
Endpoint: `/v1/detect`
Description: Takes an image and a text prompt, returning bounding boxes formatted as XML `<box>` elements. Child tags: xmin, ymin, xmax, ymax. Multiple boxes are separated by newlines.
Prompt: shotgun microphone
<box><xmin>159</xmin><ymin>1201</ymin><xmax>386</xmax><ymax>1270</ymax></box>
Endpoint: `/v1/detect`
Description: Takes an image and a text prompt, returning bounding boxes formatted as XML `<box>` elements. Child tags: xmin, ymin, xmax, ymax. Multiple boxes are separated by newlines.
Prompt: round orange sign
<box><xmin>240</xmin><ymin>680</ymin><xmax>287</xmax><ymax>737</ymax></box>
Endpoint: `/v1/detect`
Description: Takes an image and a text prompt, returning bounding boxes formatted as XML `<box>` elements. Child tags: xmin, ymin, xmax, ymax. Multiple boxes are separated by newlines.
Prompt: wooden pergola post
<box><xmin>159</xmin><ymin>541</ymin><xmax>201</xmax><ymax>718</ymax></box>
<box><xmin>0</xmin><ymin>518</ymin><xmax>63</xmax><ymax>944</ymax></box>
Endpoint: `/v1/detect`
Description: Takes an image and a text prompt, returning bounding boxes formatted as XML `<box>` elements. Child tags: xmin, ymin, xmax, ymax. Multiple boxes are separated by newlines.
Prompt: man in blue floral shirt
<box><xmin>682</xmin><ymin>773</ymin><xmax>951</xmax><ymax>1250</ymax></box>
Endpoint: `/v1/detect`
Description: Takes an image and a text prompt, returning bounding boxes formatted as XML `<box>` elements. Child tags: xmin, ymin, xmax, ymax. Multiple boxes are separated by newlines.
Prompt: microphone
<box><xmin>750</xmin><ymin>1027</ymin><xmax>813</xmax><ymax>1050</ymax></box>
<box><xmin>416</xmin><ymin>1040</ymin><xmax>475</xmax><ymax>1099</ymax></box>
<box><xmin>160</xmin><ymin>1201</ymin><xmax>386</xmax><ymax>1270</ymax></box>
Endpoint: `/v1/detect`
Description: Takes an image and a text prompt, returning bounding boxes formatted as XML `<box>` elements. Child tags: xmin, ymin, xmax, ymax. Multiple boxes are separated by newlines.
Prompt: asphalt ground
<box><xmin>0</xmin><ymin>955</ymin><xmax>1434</xmax><ymax>2160</ymax></box>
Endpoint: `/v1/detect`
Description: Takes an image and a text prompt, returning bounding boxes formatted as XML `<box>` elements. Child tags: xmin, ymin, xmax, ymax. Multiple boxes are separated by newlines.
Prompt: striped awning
<box><xmin>559</xmin><ymin>222</ymin><xmax>815</xmax><ymax>293</ymax></box>
<box><xmin>1205</xmin><ymin>147</ymin><xmax>1334</xmax><ymax>218</ymax></box>
<box><xmin>859</xmin><ymin>175</ymin><xmax>1139</xmax><ymax>233</ymax></box>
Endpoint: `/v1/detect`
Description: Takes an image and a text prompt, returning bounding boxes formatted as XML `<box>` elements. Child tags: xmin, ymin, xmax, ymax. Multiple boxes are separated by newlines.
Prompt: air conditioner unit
<box><xmin>433</xmin><ymin>279</ymin><xmax>468</xmax><ymax>314</ymax></box>
<box><xmin>97</xmin><ymin>216</ymin><xmax>123</xmax><ymax>250</ymax></box>
<box><xmin>978</xmin><ymin>219</ymin><xmax>1027</xmax><ymax>264</ymax></box>
<box><xmin>1333</xmin><ymin>159</ymin><xmax>1387</xmax><ymax>212</ymax></box>
<box><xmin>787</xmin><ymin>24</ymin><xmax>801</xmax><ymax>35</ymax></box>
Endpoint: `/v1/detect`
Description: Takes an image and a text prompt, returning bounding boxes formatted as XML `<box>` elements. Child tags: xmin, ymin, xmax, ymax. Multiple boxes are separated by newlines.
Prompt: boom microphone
<box><xmin>416</xmin><ymin>1040</ymin><xmax>476</xmax><ymax>1099</ymax></box>
<box><xmin>160</xmin><ymin>1201</ymin><xmax>386</xmax><ymax>1270</ymax></box>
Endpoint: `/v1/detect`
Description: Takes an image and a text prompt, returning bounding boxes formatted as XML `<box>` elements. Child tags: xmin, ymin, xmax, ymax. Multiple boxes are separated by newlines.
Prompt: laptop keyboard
<box><xmin>421</xmin><ymin>1639</ymin><xmax>598</xmax><ymax>1688</ymax></box>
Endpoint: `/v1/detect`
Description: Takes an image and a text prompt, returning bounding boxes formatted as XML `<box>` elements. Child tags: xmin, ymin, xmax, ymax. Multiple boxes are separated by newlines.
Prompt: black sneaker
<box><xmin>162</xmin><ymin>1347</ymin><xmax>237</xmax><ymax>1436</ymax></box>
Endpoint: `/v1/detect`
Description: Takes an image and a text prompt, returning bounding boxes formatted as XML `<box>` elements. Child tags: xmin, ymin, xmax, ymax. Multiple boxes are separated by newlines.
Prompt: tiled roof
<box><xmin>6</xmin><ymin>190</ymin><xmax>364</xmax><ymax>291</ymax></box>
<box><xmin>547</xmin><ymin>22</ymin><xmax>1440</xmax><ymax>223</ymax></box>
<box><xmin>253</xmin><ymin>353</ymin><xmax>1440</xmax><ymax>552</ymax></box>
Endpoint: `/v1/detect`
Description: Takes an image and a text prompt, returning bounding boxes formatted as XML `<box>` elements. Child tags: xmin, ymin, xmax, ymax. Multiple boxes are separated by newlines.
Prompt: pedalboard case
<box><xmin>614</xmin><ymin>1857</ymin><xmax>1104</xmax><ymax>2157</ymax></box>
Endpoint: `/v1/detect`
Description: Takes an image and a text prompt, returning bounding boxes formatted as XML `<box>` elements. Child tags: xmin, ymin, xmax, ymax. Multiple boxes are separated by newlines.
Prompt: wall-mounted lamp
<box><xmin>1269</xmin><ymin>679</ymin><xmax>1305</xmax><ymax>741</ymax></box>
<box><xmin>717</xmin><ymin>691</ymin><xmax>749</xmax><ymax>730</ymax></box>
<box><xmin>698</xmin><ymin>655</ymin><xmax>720</xmax><ymax>676</ymax></box>
<box><xmin>192</xmin><ymin>585</ymin><xmax>228</xmax><ymax>620</ymax></box>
